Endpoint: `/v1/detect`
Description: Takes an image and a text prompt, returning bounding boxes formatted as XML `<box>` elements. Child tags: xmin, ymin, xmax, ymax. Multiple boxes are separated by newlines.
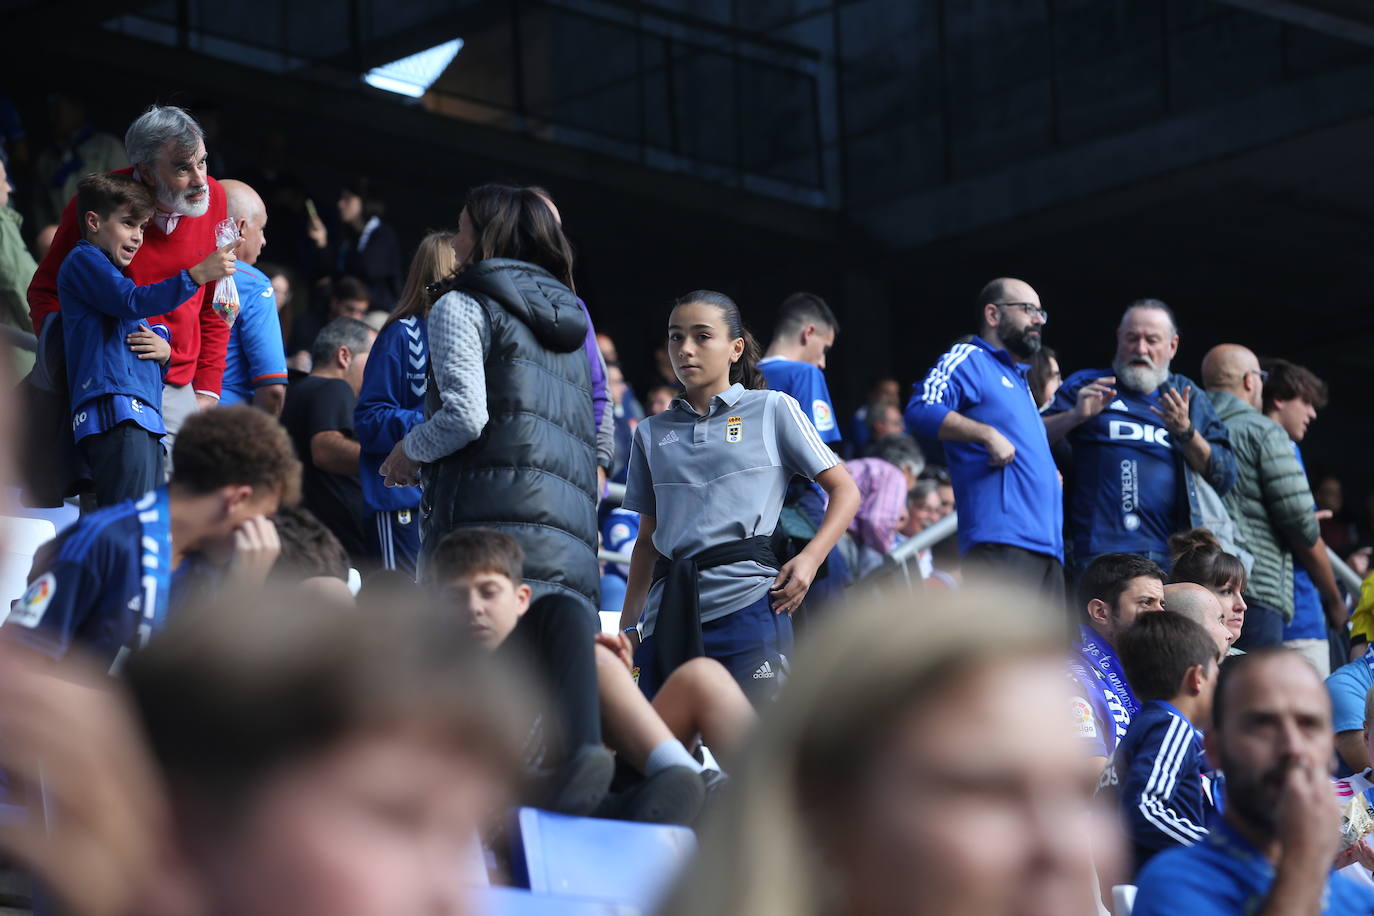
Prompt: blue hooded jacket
<box><xmin>355</xmin><ymin>315</ymin><xmax>428</xmax><ymax>512</ymax></box>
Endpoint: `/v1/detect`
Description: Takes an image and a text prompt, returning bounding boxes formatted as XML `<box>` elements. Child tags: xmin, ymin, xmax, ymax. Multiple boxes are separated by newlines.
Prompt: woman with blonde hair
<box><xmin>658</xmin><ymin>586</ymin><xmax>1114</xmax><ymax>916</ymax></box>
<box><xmin>355</xmin><ymin>231</ymin><xmax>456</xmax><ymax>577</ymax></box>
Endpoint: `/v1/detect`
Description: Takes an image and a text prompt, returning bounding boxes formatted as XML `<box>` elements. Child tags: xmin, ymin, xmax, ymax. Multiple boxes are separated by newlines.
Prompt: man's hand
<box><xmin>1277</xmin><ymin>757</ymin><xmax>1341</xmax><ymax>870</ymax></box>
<box><xmin>126</xmin><ymin>325</ymin><xmax>170</xmax><ymax>365</ymax></box>
<box><xmin>381</xmin><ymin>440</ymin><xmax>421</xmax><ymax>488</ymax></box>
<box><xmin>187</xmin><ymin>239</ymin><xmax>240</xmax><ymax>287</ymax></box>
<box><xmin>1333</xmin><ymin>838</ymin><xmax>1374</xmax><ymax>872</ymax></box>
<box><xmin>1323</xmin><ymin>590</ymin><xmax>1350</xmax><ymax>630</ymax></box>
<box><xmin>307</xmin><ymin>213</ymin><xmax>328</xmax><ymax>249</ymax></box>
<box><xmin>771</xmin><ymin>550</ymin><xmax>821</xmax><ymax>616</ymax></box>
<box><xmin>1073</xmin><ymin>376</ymin><xmax>1116</xmax><ymax>421</ymax></box>
<box><xmin>194</xmin><ymin>392</ymin><xmax>218</xmax><ymax>411</ymax></box>
<box><xmin>594</xmin><ymin>631</ymin><xmax>635</xmax><ymax>672</ymax></box>
<box><xmin>1150</xmin><ymin>385</ymin><xmax>1193</xmax><ymax>438</ymax></box>
<box><xmin>982</xmin><ymin>427</ymin><xmax>1016</xmax><ymax>467</ymax></box>
<box><xmin>226</xmin><ymin>515</ymin><xmax>281</xmax><ymax>589</ymax></box>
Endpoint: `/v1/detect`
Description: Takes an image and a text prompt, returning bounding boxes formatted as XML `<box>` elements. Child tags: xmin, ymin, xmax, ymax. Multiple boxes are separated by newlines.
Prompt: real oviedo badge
<box><xmin>726</xmin><ymin>416</ymin><xmax>743</xmax><ymax>443</ymax></box>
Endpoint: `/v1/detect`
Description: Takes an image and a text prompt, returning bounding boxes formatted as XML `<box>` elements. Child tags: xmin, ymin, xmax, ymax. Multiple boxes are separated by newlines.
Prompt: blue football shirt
<box><xmin>1052</xmin><ymin>370</ymin><xmax>1179</xmax><ymax>562</ymax></box>
<box><xmin>1134</xmin><ymin>818</ymin><xmax>1374</xmax><ymax>914</ymax></box>
<box><xmin>758</xmin><ymin>357</ymin><xmax>840</xmax><ymax>443</ymax></box>
<box><xmin>220</xmin><ymin>262</ymin><xmax>288</xmax><ymax>406</ymax></box>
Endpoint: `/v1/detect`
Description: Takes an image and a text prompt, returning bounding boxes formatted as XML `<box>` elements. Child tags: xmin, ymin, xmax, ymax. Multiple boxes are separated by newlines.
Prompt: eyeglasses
<box><xmin>998</xmin><ymin>302</ymin><xmax>1049</xmax><ymax>324</ymax></box>
<box><xmin>1248</xmin><ymin>369</ymin><xmax>1270</xmax><ymax>384</ymax></box>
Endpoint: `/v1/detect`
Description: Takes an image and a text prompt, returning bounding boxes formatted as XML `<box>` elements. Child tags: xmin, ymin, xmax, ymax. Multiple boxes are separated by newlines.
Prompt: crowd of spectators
<box><xmin>0</xmin><ymin>98</ymin><xmax>1373</xmax><ymax>916</ymax></box>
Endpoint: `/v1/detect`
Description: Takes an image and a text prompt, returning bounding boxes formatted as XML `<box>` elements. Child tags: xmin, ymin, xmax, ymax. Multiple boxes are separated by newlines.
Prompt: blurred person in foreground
<box><xmin>0</xmin><ymin>591</ymin><xmax>528</xmax><ymax>916</ymax></box>
<box><xmin>657</xmin><ymin>586</ymin><xmax>1113</xmax><ymax>916</ymax></box>
<box><xmin>1133</xmin><ymin>649</ymin><xmax>1374</xmax><ymax>914</ymax></box>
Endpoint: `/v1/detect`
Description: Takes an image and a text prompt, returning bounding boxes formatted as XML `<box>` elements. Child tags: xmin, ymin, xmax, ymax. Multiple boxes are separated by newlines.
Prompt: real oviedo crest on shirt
<box><xmin>726</xmin><ymin>416</ymin><xmax>743</xmax><ymax>443</ymax></box>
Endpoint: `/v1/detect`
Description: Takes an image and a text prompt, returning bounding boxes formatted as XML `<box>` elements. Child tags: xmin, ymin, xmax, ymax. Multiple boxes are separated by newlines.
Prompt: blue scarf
<box><xmin>1076</xmin><ymin>624</ymin><xmax>1141</xmax><ymax>719</ymax></box>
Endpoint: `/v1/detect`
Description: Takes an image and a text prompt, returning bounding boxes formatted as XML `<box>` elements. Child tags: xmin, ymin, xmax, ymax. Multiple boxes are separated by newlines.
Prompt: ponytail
<box><xmin>673</xmin><ymin>289</ymin><xmax>767</xmax><ymax>391</ymax></box>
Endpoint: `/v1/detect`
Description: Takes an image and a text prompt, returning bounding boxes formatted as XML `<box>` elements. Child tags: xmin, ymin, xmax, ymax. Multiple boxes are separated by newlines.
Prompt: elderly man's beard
<box><xmin>1113</xmin><ymin>354</ymin><xmax>1169</xmax><ymax>394</ymax></box>
<box><xmin>996</xmin><ymin>311</ymin><xmax>1042</xmax><ymax>360</ymax></box>
<box><xmin>154</xmin><ymin>173</ymin><xmax>210</xmax><ymax>218</ymax></box>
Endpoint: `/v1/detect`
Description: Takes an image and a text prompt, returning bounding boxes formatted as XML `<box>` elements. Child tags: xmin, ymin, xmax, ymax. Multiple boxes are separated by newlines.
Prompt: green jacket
<box><xmin>0</xmin><ymin>205</ymin><xmax>37</xmax><ymax>378</ymax></box>
<box><xmin>1208</xmin><ymin>390</ymin><xmax>1318</xmax><ymax>620</ymax></box>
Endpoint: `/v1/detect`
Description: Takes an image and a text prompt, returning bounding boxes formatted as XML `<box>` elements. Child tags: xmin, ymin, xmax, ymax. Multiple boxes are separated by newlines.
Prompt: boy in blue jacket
<box><xmin>1098</xmin><ymin>610</ymin><xmax>1223</xmax><ymax>874</ymax></box>
<box><xmin>59</xmin><ymin>172</ymin><xmax>236</xmax><ymax>506</ymax></box>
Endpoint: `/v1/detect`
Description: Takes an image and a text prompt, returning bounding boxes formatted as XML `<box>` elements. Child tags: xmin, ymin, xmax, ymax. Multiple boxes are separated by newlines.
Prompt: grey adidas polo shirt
<box><xmin>623</xmin><ymin>383</ymin><xmax>839</xmax><ymax>637</ymax></box>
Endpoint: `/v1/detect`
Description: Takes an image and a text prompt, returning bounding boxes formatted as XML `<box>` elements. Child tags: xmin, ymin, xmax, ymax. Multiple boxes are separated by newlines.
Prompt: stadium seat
<box><xmin>0</xmin><ymin>516</ymin><xmax>56</xmax><ymax>613</ymax></box>
<box><xmin>1112</xmin><ymin>884</ymin><xmax>1136</xmax><ymax>916</ymax></box>
<box><xmin>347</xmin><ymin>567</ymin><xmax>361</xmax><ymax>595</ymax></box>
<box><xmin>2</xmin><ymin>488</ymin><xmax>78</xmax><ymax>536</ymax></box>
<box><xmin>508</xmin><ymin>807</ymin><xmax>694</xmax><ymax>909</ymax></box>
<box><xmin>599</xmin><ymin>611</ymin><xmax>620</xmax><ymax>635</ymax></box>
<box><xmin>476</xmin><ymin>886</ymin><xmax>637</xmax><ymax>915</ymax></box>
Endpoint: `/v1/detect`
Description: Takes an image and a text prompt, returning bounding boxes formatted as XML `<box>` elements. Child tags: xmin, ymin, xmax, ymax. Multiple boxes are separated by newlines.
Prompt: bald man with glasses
<box><xmin>905</xmin><ymin>277</ymin><xmax>1065</xmax><ymax>602</ymax></box>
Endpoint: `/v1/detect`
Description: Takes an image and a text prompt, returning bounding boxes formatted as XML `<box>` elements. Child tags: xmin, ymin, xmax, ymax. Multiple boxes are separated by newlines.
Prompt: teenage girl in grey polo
<box><xmin>619</xmin><ymin>290</ymin><xmax>858</xmax><ymax>700</ymax></box>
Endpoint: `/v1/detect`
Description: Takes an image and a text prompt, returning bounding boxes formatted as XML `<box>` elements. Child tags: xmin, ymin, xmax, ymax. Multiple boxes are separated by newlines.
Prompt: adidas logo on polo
<box><xmin>752</xmin><ymin>660</ymin><xmax>775</xmax><ymax>680</ymax></box>
<box><xmin>1109</xmin><ymin>399</ymin><xmax>1128</xmax><ymax>411</ymax></box>
<box><xmin>658</xmin><ymin>430</ymin><xmax>680</xmax><ymax>447</ymax></box>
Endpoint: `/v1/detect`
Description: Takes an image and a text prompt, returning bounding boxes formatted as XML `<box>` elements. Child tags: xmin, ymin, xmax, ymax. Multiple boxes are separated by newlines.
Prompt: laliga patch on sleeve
<box><xmin>1071</xmin><ymin>697</ymin><xmax>1098</xmax><ymax>738</ymax></box>
<box><xmin>8</xmin><ymin>572</ymin><xmax>57</xmax><ymax>629</ymax></box>
<box><xmin>811</xmin><ymin>399</ymin><xmax>834</xmax><ymax>432</ymax></box>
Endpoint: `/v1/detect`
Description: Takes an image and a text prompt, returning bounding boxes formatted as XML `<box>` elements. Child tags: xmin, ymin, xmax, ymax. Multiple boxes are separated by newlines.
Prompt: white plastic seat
<box><xmin>1112</xmin><ymin>884</ymin><xmax>1137</xmax><ymax>916</ymax></box>
<box><xmin>0</xmin><ymin>516</ymin><xmax>57</xmax><ymax>616</ymax></box>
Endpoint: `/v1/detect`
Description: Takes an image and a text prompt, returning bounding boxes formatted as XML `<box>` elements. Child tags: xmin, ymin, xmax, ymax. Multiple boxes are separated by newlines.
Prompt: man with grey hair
<box><xmin>28</xmin><ymin>104</ymin><xmax>232</xmax><ymax>456</ymax></box>
<box><xmin>281</xmin><ymin>317</ymin><xmax>377</xmax><ymax>568</ymax></box>
<box><xmin>1044</xmin><ymin>299</ymin><xmax>1236</xmax><ymax>578</ymax></box>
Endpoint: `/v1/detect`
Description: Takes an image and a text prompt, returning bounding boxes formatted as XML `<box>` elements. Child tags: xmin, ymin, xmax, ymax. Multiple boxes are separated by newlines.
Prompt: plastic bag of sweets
<box><xmin>211</xmin><ymin>217</ymin><xmax>241</xmax><ymax>326</ymax></box>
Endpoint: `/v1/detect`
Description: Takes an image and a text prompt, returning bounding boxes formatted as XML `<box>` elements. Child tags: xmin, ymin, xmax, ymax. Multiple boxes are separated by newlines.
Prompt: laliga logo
<box><xmin>1108</xmin><ymin>419</ymin><xmax>1170</xmax><ymax>447</ymax></box>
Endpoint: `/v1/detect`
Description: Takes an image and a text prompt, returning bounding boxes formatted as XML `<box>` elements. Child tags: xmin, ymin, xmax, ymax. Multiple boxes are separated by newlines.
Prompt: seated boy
<box><xmin>1097</xmin><ymin>611</ymin><xmax>1223</xmax><ymax>874</ymax></box>
<box><xmin>59</xmin><ymin>172</ymin><xmax>237</xmax><ymax>506</ymax></box>
<box><xmin>2</xmin><ymin>406</ymin><xmax>300</xmax><ymax>673</ymax></box>
<box><xmin>431</xmin><ymin>528</ymin><xmax>755</xmax><ymax>822</ymax></box>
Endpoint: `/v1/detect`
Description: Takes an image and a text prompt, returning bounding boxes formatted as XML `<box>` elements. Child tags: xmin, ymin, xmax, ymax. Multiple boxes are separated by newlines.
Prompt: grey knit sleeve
<box><xmin>401</xmin><ymin>291</ymin><xmax>488</xmax><ymax>463</ymax></box>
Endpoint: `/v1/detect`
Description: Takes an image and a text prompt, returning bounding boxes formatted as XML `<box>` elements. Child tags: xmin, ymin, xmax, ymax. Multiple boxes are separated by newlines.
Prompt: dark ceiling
<box><xmin>3</xmin><ymin>0</ymin><xmax>1372</xmax><ymax>497</ymax></box>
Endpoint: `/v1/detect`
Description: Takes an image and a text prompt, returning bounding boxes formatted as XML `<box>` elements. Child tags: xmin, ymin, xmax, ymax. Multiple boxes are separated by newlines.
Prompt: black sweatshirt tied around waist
<box><xmin>650</xmin><ymin>535</ymin><xmax>779</xmax><ymax>678</ymax></box>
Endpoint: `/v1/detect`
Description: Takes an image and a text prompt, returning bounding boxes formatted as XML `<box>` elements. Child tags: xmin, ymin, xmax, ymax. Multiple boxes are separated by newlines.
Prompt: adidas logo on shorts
<box><xmin>752</xmin><ymin>660</ymin><xmax>775</xmax><ymax>680</ymax></box>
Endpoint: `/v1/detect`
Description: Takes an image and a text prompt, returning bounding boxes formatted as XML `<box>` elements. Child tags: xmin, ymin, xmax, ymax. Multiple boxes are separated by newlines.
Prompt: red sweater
<box><xmin>28</xmin><ymin>170</ymin><xmax>231</xmax><ymax>394</ymax></box>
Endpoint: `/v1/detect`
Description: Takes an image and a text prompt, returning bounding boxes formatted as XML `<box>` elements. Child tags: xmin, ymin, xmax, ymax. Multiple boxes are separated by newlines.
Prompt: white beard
<box><xmin>156</xmin><ymin>176</ymin><xmax>210</xmax><ymax>218</ymax></box>
<box><xmin>1113</xmin><ymin>357</ymin><xmax>1169</xmax><ymax>394</ymax></box>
